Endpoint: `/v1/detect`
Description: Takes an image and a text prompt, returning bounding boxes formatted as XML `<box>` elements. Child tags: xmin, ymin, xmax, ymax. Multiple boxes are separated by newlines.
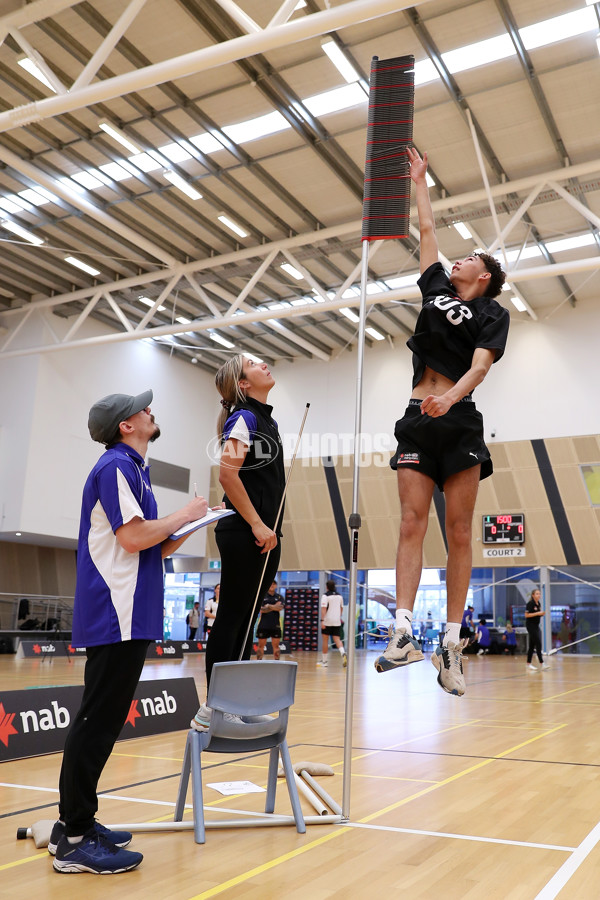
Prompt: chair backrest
<box><xmin>207</xmin><ymin>660</ymin><xmax>297</xmax><ymax>717</ymax></box>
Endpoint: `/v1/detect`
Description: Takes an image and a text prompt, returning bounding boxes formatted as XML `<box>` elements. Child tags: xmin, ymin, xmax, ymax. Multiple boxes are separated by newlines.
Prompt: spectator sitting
<box><xmin>503</xmin><ymin>621</ymin><xmax>517</xmax><ymax>655</ymax></box>
<box><xmin>476</xmin><ymin>618</ymin><xmax>491</xmax><ymax>656</ymax></box>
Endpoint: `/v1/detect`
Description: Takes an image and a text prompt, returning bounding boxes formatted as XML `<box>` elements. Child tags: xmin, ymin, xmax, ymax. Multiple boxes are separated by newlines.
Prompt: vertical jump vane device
<box><xmin>343</xmin><ymin>55</ymin><xmax>415</xmax><ymax>819</ymax></box>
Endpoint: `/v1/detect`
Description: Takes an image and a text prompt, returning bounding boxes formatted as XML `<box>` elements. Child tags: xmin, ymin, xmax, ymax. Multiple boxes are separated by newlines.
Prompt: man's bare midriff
<box><xmin>411</xmin><ymin>365</ymin><xmax>456</xmax><ymax>400</ymax></box>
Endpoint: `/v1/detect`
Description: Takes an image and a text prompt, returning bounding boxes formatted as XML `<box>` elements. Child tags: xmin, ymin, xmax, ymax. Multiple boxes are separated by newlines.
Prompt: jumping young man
<box><xmin>375</xmin><ymin>147</ymin><xmax>510</xmax><ymax>697</ymax></box>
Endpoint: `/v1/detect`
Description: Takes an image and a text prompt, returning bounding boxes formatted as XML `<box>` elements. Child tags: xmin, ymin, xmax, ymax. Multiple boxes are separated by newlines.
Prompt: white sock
<box><xmin>395</xmin><ymin>608</ymin><xmax>413</xmax><ymax>630</ymax></box>
<box><xmin>338</xmin><ymin>645</ymin><xmax>345</xmax><ymax>655</ymax></box>
<box><xmin>67</xmin><ymin>835</ymin><xmax>84</xmax><ymax>844</ymax></box>
<box><xmin>322</xmin><ymin>653</ymin><xmax>328</xmax><ymax>663</ymax></box>
<box><xmin>442</xmin><ymin>622</ymin><xmax>461</xmax><ymax>646</ymax></box>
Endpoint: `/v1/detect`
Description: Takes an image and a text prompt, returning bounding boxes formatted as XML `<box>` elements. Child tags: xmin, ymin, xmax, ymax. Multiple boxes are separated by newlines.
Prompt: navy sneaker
<box><xmin>53</xmin><ymin>831</ymin><xmax>142</xmax><ymax>874</ymax></box>
<box><xmin>48</xmin><ymin>820</ymin><xmax>132</xmax><ymax>855</ymax></box>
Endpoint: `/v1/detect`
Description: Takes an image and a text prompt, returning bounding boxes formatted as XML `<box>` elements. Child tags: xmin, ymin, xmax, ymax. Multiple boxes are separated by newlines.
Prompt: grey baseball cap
<box><xmin>88</xmin><ymin>389</ymin><xmax>153</xmax><ymax>444</ymax></box>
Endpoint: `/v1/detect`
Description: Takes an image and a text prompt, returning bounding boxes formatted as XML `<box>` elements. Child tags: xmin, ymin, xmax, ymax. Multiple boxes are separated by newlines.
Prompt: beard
<box><xmin>149</xmin><ymin>419</ymin><xmax>161</xmax><ymax>442</ymax></box>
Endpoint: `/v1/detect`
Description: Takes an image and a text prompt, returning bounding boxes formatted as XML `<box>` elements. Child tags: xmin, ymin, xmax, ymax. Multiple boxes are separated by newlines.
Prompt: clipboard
<box><xmin>169</xmin><ymin>508</ymin><xmax>234</xmax><ymax>540</ymax></box>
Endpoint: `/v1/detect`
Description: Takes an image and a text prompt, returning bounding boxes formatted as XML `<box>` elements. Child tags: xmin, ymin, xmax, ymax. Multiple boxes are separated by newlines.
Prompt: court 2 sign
<box><xmin>482</xmin><ymin>546</ymin><xmax>526</xmax><ymax>558</ymax></box>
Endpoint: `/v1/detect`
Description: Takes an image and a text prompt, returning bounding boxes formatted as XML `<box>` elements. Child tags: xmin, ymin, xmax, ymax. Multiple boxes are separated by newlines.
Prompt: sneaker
<box><xmin>541</xmin><ymin>662</ymin><xmax>551</xmax><ymax>670</ymax></box>
<box><xmin>190</xmin><ymin>702</ymin><xmax>245</xmax><ymax>732</ymax></box>
<box><xmin>526</xmin><ymin>663</ymin><xmax>538</xmax><ymax>672</ymax></box>
<box><xmin>316</xmin><ymin>660</ymin><xmax>328</xmax><ymax>667</ymax></box>
<box><xmin>53</xmin><ymin>831</ymin><xmax>142</xmax><ymax>874</ymax></box>
<box><xmin>342</xmin><ymin>653</ymin><xmax>347</xmax><ymax>668</ymax></box>
<box><xmin>477</xmin><ymin>649</ymin><xmax>484</xmax><ymax>656</ymax></box>
<box><xmin>374</xmin><ymin>627</ymin><xmax>424</xmax><ymax>673</ymax></box>
<box><xmin>48</xmin><ymin>820</ymin><xmax>132</xmax><ymax>856</ymax></box>
<box><xmin>431</xmin><ymin>640</ymin><xmax>467</xmax><ymax>696</ymax></box>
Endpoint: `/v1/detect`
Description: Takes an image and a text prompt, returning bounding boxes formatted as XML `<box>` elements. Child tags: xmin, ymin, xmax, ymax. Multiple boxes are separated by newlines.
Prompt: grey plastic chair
<box><xmin>174</xmin><ymin>660</ymin><xmax>306</xmax><ymax>843</ymax></box>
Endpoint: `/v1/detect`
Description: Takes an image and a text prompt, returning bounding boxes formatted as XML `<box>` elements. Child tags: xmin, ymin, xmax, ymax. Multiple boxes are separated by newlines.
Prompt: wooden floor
<box><xmin>2</xmin><ymin>647</ymin><xmax>600</xmax><ymax>899</ymax></box>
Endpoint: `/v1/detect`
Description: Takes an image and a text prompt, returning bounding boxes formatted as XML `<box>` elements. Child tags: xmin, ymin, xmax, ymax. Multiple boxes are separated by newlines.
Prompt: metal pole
<box><xmin>342</xmin><ymin>238</ymin><xmax>371</xmax><ymax>819</ymax></box>
<box><xmin>540</xmin><ymin>565</ymin><xmax>551</xmax><ymax>654</ymax></box>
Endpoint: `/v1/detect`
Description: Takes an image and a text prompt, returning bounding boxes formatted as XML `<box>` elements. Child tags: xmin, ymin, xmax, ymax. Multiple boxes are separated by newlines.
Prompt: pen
<box><xmin>194</xmin><ymin>482</ymin><xmax>198</xmax><ymax>497</ymax></box>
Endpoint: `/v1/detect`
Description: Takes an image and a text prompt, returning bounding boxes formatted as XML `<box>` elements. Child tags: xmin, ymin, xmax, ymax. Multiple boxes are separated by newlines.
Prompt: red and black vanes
<box><xmin>361</xmin><ymin>55</ymin><xmax>415</xmax><ymax>241</ymax></box>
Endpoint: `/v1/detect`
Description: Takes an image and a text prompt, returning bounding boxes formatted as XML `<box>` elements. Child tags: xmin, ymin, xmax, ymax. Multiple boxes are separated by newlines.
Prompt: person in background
<box><xmin>476</xmin><ymin>617</ymin><xmax>491</xmax><ymax>656</ymax></box>
<box><xmin>187</xmin><ymin>601</ymin><xmax>200</xmax><ymax>640</ymax></box>
<box><xmin>317</xmin><ymin>580</ymin><xmax>347</xmax><ymax>668</ymax></box>
<box><xmin>460</xmin><ymin>604</ymin><xmax>474</xmax><ymax>641</ymax></box>
<box><xmin>256</xmin><ymin>579</ymin><xmax>285</xmax><ymax>660</ymax></box>
<box><xmin>503</xmin><ymin>620</ymin><xmax>517</xmax><ymax>655</ymax></box>
<box><xmin>526</xmin><ymin>587</ymin><xmax>550</xmax><ymax>672</ymax></box>
<box><xmin>52</xmin><ymin>390</ymin><xmax>208</xmax><ymax>874</ymax></box>
<box><xmin>204</xmin><ymin>583</ymin><xmax>220</xmax><ymax>635</ymax></box>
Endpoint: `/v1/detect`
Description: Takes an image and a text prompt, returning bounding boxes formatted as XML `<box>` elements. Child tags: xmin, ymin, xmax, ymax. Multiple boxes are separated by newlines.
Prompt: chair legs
<box><xmin>174</xmin><ymin>731</ymin><xmax>206</xmax><ymax>844</ymax></box>
<box><xmin>278</xmin><ymin>740</ymin><xmax>306</xmax><ymax>834</ymax></box>
<box><xmin>265</xmin><ymin>747</ymin><xmax>278</xmax><ymax>814</ymax></box>
<box><xmin>174</xmin><ymin>733</ymin><xmax>191</xmax><ymax>822</ymax></box>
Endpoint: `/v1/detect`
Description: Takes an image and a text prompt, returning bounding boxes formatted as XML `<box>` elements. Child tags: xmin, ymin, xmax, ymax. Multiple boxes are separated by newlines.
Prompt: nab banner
<box><xmin>16</xmin><ymin>641</ymin><xmax>86</xmax><ymax>659</ymax></box>
<box><xmin>180</xmin><ymin>640</ymin><xmax>207</xmax><ymax>653</ymax></box>
<box><xmin>146</xmin><ymin>641</ymin><xmax>183</xmax><ymax>659</ymax></box>
<box><xmin>0</xmin><ymin>677</ymin><xmax>199</xmax><ymax>762</ymax></box>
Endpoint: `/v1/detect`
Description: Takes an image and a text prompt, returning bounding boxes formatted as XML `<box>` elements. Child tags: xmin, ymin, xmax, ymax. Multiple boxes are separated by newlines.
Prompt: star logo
<box><xmin>0</xmin><ymin>702</ymin><xmax>18</xmax><ymax>747</ymax></box>
<box><xmin>68</xmin><ymin>645</ymin><xmax>76</xmax><ymax>654</ymax></box>
<box><xmin>124</xmin><ymin>700</ymin><xmax>141</xmax><ymax>728</ymax></box>
<box><xmin>32</xmin><ymin>644</ymin><xmax>41</xmax><ymax>654</ymax></box>
<box><xmin>156</xmin><ymin>645</ymin><xmax>163</xmax><ymax>656</ymax></box>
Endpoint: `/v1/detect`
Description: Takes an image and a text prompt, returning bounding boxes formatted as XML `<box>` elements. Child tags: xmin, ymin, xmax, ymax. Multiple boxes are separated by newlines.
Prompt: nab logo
<box><xmin>32</xmin><ymin>644</ymin><xmax>55</xmax><ymax>654</ymax></box>
<box><xmin>20</xmin><ymin>700</ymin><xmax>70</xmax><ymax>733</ymax></box>
<box><xmin>33</xmin><ymin>644</ymin><xmax>41</xmax><ymax>654</ymax></box>
<box><xmin>156</xmin><ymin>646</ymin><xmax>164</xmax><ymax>656</ymax></box>
<box><xmin>125</xmin><ymin>700</ymin><xmax>141</xmax><ymax>728</ymax></box>
<box><xmin>0</xmin><ymin>702</ymin><xmax>18</xmax><ymax>747</ymax></box>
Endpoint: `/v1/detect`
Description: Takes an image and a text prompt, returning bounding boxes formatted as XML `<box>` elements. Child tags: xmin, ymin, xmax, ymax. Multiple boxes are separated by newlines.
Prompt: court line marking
<box><xmin>534</xmin><ymin>818</ymin><xmax>600</xmax><ymax>900</ymax></box>
<box><xmin>0</xmin><ymin>852</ymin><xmax>47</xmax><ymax>872</ymax></box>
<box><xmin>540</xmin><ymin>682</ymin><xmax>600</xmax><ymax>702</ymax></box>
<box><xmin>188</xmin><ymin>722</ymin><xmax>568</xmax><ymax>899</ymax></box>
<box><xmin>344</xmin><ymin>822</ymin><xmax>575</xmax><ymax>852</ymax></box>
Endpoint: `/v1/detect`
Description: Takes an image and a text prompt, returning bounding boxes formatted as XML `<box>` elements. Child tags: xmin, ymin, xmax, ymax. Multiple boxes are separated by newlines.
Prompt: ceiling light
<box><xmin>218</xmin><ymin>214</ymin><xmax>248</xmax><ymax>238</ymax></box>
<box><xmin>280</xmin><ymin>262</ymin><xmax>303</xmax><ymax>280</ymax></box>
<box><xmin>98</xmin><ymin>120</ymin><xmax>141</xmax><ymax>155</ymax></box>
<box><xmin>17</xmin><ymin>56</ymin><xmax>56</xmax><ymax>92</ymax></box>
<box><xmin>163</xmin><ymin>170</ymin><xmax>202</xmax><ymax>200</ymax></box>
<box><xmin>340</xmin><ymin>307</ymin><xmax>360</xmax><ymax>323</ymax></box>
<box><xmin>2</xmin><ymin>221</ymin><xmax>44</xmax><ymax>245</ymax></box>
<box><xmin>321</xmin><ymin>38</ymin><xmax>360</xmax><ymax>84</ymax></box>
<box><xmin>244</xmin><ymin>352</ymin><xmax>264</xmax><ymax>363</ymax></box>
<box><xmin>366</xmin><ymin>326</ymin><xmax>385</xmax><ymax>341</ymax></box>
<box><xmin>65</xmin><ymin>256</ymin><xmax>101</xmax><ymax>276</ymax></box>
<box><xmin>510</xmin><ymin>296</ymin><xmax>527</xmax><ymax>312</ymax></box>
<box><xmin>139</xmin><ymin>296</ymin><xmax>166</xmax><ymax>311</ymax></box>
<box><xmin>209</xmin><ymin>331</ymin><xmax>235</xmax><ymax>348</ymax></box>
<box><xmin>176</xmin><ymin>316</ymin><xmax>191</xmax><ymax>325</ymax></box>
<box><xmin>453</xmin><ymin>222</ymin><xmax>472</xmax><ymax>240</ymax></box>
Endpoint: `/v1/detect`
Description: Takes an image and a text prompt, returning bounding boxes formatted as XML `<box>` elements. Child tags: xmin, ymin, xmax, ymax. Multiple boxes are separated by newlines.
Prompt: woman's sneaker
<box><xmin>190</xmin><ymin>702</ymin><xmax>245</xmax><ymax>731</ymax></box>
<box><xmin>374</xmin><ymin>627</ymin><xmax>424</xmax><ymax>672</ymax></box>
<box><xmin>431</xmin><ymin>640</ymin><xmax>467</xmax><ymax>696</ymax></box>
<box><xmin>53</xmin><ymin>831</ymin><xmax>142</xmax><ymax>874</ymax></box>
<box><xmin>48</xmin><ymin>820</ymin><xmax>132</xmax><ymax>855</ymax></box>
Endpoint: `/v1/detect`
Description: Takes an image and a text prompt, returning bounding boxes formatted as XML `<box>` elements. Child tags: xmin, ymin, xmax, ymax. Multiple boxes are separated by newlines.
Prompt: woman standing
<box><xmin>191</xmin><ymin>355</ymin><xmax>285</xmax><ymax>731</ymax></box>
<box><xmin>525</xmin><ymin>588</ymin><xmax>550</xmax><ymax>672</ymax></box>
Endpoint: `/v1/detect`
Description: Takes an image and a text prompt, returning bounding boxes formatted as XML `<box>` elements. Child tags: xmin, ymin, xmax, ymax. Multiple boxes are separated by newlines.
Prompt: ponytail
<box><xmin>215</xmin><ymin>354</ymin><xmax>247</xmax><ymax>440</ymax></box>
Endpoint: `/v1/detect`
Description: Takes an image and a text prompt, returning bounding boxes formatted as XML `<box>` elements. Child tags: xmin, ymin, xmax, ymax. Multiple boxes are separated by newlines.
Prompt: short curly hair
<box><xmin>475</xmin><ymin>252</ymin><xmax>506</xmax><ymax>298</ymax></box>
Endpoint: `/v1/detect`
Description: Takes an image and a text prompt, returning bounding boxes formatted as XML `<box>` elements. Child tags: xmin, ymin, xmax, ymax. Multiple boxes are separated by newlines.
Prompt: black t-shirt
<box><xmin>407</xmin><ymin>262</ymin><xmax>510</xmax><ymax>388</ymax></box>
<box><xmin>526</xmin><ymin>598</ymin><xmax>542</xmax><ymax>631</ymax></box>
<box><xmin>258</xmin><ymin>592</ymin><xmax>285</xmax><ymax>630</ymax></box>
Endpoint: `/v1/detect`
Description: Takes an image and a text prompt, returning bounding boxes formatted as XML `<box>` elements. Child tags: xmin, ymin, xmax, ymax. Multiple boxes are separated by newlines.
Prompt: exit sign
<box><xmin>208</xmin><ymin>559</ymin><xmax>221</xmax><ymax>571</ymax></box>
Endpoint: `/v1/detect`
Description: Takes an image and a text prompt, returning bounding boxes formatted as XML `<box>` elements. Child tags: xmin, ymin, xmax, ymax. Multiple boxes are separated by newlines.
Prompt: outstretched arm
<box><xmin>407</xmin><ymin>147</ymin><xmax>438</xmax><ymax>273</ymax></box>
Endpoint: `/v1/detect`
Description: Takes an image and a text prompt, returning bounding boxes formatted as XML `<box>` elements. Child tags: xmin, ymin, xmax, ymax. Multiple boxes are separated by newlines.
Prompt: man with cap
<box><xmin>51</xmin><ymin>390</ymin><xmax>208</xmax><ymax>875</ymax></box>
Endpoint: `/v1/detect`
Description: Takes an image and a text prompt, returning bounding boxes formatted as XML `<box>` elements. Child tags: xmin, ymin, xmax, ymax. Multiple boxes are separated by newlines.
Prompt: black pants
<box><xmin>527</xmin><ymin>627</ymin><xmax>543</xmax><ymax>663</ymax></box>
<box><xmin>58</xmin><ymin>640</ymin><xmax>149</xmax><ymax>836</ymax></box>
<box><xmin>188</xmin><ymin>626</ymin><xmax>198</xmax><ymax>640</ymax></box>
<box><xmin>205</xmin><ymin>529</ymin><xmax>281</xmax><ymax>688</ymax></box>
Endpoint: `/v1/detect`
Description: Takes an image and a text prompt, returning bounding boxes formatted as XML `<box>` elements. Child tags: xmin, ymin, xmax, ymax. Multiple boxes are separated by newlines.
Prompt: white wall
<box><xmin>0</xmin><ymin>316</ymin><xmax>216</xmax><ymax>555</ymax></box>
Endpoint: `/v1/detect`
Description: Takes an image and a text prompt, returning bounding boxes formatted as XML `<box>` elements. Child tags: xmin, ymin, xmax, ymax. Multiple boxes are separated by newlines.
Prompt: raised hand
<box><xmin>406</xmin><ymin>146</ymin><xmax>428</xmax><ymax>183</ymax></box>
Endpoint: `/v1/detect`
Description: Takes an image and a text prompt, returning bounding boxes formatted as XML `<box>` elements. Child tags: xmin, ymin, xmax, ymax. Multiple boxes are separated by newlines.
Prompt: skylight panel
<box><xmin>128</xmin><ymin>152</ymin><xmax>162</xmax><ymax>173</ymax></box>
<box><xmin>546</xmin><ymin>233</ymin><xmax>596</xmax><ymax>253</ymax></box>
<box><xmin>385</xmin><ymin>273</ymin><xmax>419</xmax><ymax>289</ymax></box>
<box><xmin>443</xmin><ymin>33</ymin><xmax>515</xmax><ymax>75</ymax></box>
<box><xmin>413</xmin><ymin>58</ymin><xmax>439</xmax><ymax>86</ymax></box>
<box><xmin>223</xmin><ymin>111</ymin><xmax>290</xmax><ymax>144</ymax></box>
<box><xmin>158</xmin><ymin>142</ymin><xmax>193</xmax><ymax>163</ymax></box>
<box><xmin>70</xmin><ymin>170</ymin><xmax>104</xmax><ymax>190</ymax></box>
<box><xmin>2</xmin><ymin>221</ymin><xmax>44</xmax><ymax>245</ymax></box>
<box><xmin>189</xmin><ymin>133</ymin><xmax>224</xmax><ymax>154</ymax></box>
<box><xmin>99</xmin><ymin>162</ymin><xmax>132</xmax><ymax>182</ymax></box>
<box><xmin>520</xmin><ymin>7</ymin><xmax>596</xmax><ymax>51</ymax></box>
<box><xmin>503</xmin><ymin>246</ymin><xmax>543</xmax><ymax>263</ymax></box>
<box><xmin>303</xmin><ymin>83</ymin><xmax>366</xmax><ymax>117</ymax></box>
<box><xmin>0</xmin><ymin>196</ymin><xmax>26</xmax><ymax>213</ymax></box>
<box><xmin>18</xmin><ymin>188</ymin><xmax>51</xmax><ymax>206</ymax></box>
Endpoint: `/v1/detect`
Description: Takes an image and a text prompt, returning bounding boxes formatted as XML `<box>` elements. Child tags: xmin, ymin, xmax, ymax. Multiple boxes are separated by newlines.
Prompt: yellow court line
<box><xmin>112</xmin><ymin>752</ymin><xmax>184</xmax><ymax>762</ymax></box>
<box><xmin>188</xmin><ymin>722</ymin><xmax>567</xmax><ymax>899</ymax></box>
<box><xmin>351</xmin><ymin>773</ymin><xmax>439</xmax><ymax>784</ymax></box>
<box><xmin>0</xmin><ymin>851</ymin><xmax>47</xmax><ymax>872</ymax></box>
<box><xmin>540</xmin><ymin>682</ymin><xmax>600</xmax><ymax>702</ymax></box>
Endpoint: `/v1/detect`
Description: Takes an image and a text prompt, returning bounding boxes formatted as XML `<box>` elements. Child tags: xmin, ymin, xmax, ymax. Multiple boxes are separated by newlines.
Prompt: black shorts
<box><xmin>256</xmin><ymin>627</ymin><xmax>282</xmax><ymax>639</ymax></box>
<box><xmin>390</xmin><ymin>399</ymin><xmax>492</xmax><ymax>491</ymax></box>
<box><xmin>321</xmin><ymin>625</ymin><xmax>342</xmax><ymax>636</ymax></box>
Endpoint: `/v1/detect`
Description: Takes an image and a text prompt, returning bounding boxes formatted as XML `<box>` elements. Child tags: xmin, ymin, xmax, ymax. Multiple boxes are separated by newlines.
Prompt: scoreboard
<box><xmin>482</xmin><ymin>514</ymin><xmax>525</xmax><ymax>544</ymax></box>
